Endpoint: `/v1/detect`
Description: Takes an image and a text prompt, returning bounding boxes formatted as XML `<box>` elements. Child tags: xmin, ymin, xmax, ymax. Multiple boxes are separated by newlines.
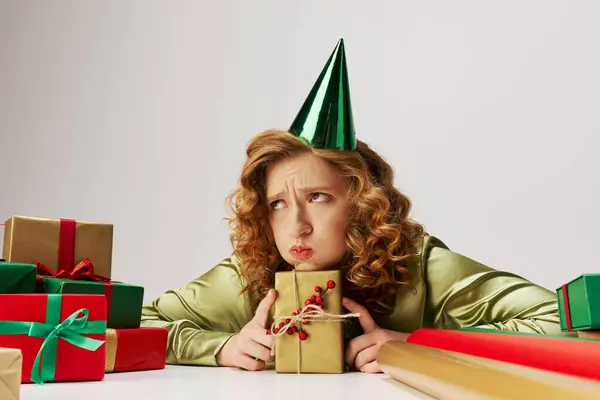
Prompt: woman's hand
<box><xmin>342</xmin><ymin>297</ymin><xmax>409</xmax><ymax>373</ymax></box>
<box><xmin>216</xmin><ymin>289</ymin><xmax>277</xmax><ymax>371</ymax></box>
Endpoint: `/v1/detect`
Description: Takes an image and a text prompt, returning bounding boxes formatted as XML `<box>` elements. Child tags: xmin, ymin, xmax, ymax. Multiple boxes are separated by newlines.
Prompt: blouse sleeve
<box><xmin>140</xmin><ymin>255</ymin><xmax>254</xmax><ymax>366</ymax></box>
<box><xmin>424</xmin><ymin>241</ymin><xmax>565</xmax><ymax>335</ymax></box>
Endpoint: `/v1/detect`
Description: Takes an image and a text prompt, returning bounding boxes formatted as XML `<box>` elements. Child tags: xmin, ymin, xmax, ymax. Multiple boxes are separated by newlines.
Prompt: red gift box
<box><xmin>406</xmin><ymin>328</ymin><xmax>600</xmax><ymax>382</ymax></box>
<box><xmin>0</xmin><ymin>293</ymin><xmax>106</xmax><ymax>384</ymax></box>
<box><xmin>105</xmin><ymin>327</ymin><xmax>167</xmax><ymax>373</ymax></box>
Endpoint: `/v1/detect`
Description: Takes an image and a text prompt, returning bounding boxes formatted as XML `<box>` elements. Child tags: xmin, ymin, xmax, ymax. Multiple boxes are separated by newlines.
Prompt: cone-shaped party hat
<box><xmin>289</xmin><ymin>38</ymin><xmax>356</xmax><ymax>151</ymax></box>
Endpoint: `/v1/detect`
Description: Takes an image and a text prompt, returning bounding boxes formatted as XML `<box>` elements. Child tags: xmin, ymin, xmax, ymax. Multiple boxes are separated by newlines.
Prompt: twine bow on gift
<box><xmin>0</xmin><ymin>294</ymin><xmax>106</xmax><ymax>384</ymax></box>
<box><xmin>269</xmin><ymin>269</ymin><xmax>360</xmax><ymax>373</ymax></box>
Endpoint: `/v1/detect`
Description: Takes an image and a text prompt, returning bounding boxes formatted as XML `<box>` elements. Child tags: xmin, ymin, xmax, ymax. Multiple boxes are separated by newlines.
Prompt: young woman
<box><xmin>140</xmin><ymin>39</ymin><xmax>563</xmax><ymax>374</ymax></box>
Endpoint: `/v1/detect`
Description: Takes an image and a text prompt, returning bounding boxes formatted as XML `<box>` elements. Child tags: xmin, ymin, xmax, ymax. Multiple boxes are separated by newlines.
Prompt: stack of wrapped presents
<box><xmin>0</xmin><ymin>215</ymin><xmax>167</xmax><ymax>399</ymax></box>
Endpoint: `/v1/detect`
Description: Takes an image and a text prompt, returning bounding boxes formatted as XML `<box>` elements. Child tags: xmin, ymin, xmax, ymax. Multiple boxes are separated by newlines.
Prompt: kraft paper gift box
<box><xmin>2</xmin><ymin>215</ymin><xmax>113</xmax><ymax>279</ymax></box>
<box><xmin>271</xmin><ymin>269</ymin><xmax>357</xmax><ymax>373</ymax></box>
<box><xmin>105</xmin><ymin>328</ymin><xmax>167</xmax><ymax>373</ymax></box>
<box><xmin>0</xmin><ymin>293</ymin><xmax>107</xmax><ymax>384</ymax></box>
<box><xmin>557</xmin><ymin>273</ymin><xmax>600</xmax><ymax>331</ymax></box>
<box><xmin>0</xmin><ymin>260</ymin><xmax>36</xmax><ymax>293</ymax></box>
<box><xmin>0</xmin><ymin>347</ymin><xmax>22</xmax><ymax>400</ymax></box>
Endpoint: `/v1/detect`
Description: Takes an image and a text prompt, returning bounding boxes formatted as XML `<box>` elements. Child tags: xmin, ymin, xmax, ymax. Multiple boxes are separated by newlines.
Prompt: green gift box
<box><xmin>556</xmin><ymin>274</ymin><xmax>600</xmax><ymax>332</ymax></box>
<box><xmin>0</xmin><ymin>259</ymin><xmax>36</xmax><ymax>293</ymax></box>
<box><xmin>38</xmin><ymin>277</ymin><xmax>144</xmax><ymax>329</ymax></box>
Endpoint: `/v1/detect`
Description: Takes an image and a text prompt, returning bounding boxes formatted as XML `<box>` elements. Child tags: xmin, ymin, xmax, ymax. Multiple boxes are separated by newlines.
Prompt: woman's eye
<box><xmin>270</xmin><ymin>200</ymin><xmax>285</xmax><ymax>210</ymax></box>
<box><xmin>310</xmin><ymin>192</ymin><xmax>330</xmax><ymax>202</ymax></box>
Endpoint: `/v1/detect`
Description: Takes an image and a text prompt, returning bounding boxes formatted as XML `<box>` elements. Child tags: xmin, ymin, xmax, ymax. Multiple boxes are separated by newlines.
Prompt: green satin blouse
<box><xmin>140</xmin><ymin>233</ymin><xmax>566</xmax><ymax>366</ymax></box>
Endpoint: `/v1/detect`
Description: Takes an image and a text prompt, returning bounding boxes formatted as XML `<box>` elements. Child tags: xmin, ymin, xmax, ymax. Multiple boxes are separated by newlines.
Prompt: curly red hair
<box><xmin>225</xmin><ymin>129</ymin><xmax>424</xmax><ymax>314</ymax></box>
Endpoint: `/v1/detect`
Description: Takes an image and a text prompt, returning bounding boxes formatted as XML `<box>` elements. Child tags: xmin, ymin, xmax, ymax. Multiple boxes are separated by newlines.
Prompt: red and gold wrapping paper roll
<box><xmin>406</xmin><ymin>328</ymin><xmax>600</xmax><ymax>381</ymax></box>
<box><xmin>377</xmin><ymin>341</ymin><xmax>600</xmax><ymax>400</ymax></box>
<box><xmin>105</xmin><ymin>328</ymin><xmax>167</xmax><ymax>373</ymax></box>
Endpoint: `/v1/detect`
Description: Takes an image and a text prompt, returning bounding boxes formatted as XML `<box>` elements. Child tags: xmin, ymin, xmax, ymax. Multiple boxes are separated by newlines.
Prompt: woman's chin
<box><xmin>293</xmin><ymin>262</ymin><xmax>319</xmax><ymax>271</ymax></box>
<box><xmin>294</xmin><ymin>261</ymin><xmax>338</xmax><ymax>272</ymax></box>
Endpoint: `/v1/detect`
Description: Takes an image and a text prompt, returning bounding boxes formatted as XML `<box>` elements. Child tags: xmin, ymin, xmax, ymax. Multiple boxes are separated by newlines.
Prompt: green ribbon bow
<box><xmin>0</xmin><ymin>294</ymin><xmax>106</xmax><ymax>384</ymax></box>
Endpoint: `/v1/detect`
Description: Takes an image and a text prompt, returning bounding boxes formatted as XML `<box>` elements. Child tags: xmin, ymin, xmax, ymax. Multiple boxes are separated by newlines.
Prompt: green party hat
<box><xmin>289</xmin><ymin>38</ymin><xmax>357</xmax><ymax>151</ymax></box>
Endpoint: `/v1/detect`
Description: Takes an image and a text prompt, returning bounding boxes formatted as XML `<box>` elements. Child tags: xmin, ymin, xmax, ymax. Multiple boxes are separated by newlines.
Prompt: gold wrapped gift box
<box><xmin>578</xmin><ymin>330</ymin><xmax>600</xmax><ymax>340</ymax></box>
<box><xmin>273</xmin><ymin>269</ymin><xmax>348</xmax><ymax>373</ymax></box>
<box><xmin>0</xmin><ymin>347</ymin><xmax>22</xmax><ymax>400</ymax></box>
<box><xmin>3</xmin><ymin>215</ymin><xmax>113</xmax><ymax>278</ymax></box>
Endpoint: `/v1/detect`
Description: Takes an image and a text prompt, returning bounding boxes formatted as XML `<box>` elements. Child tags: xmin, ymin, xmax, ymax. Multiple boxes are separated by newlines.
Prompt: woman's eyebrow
<box><xmin>266</xmin><ymin>191</ymin><xmax>285</xmax><ymax>203</ymax></box>
<box><xmin>266</xmin><ymin>186</ymin><xmax>335</xmax><ymax>203</ymax></box>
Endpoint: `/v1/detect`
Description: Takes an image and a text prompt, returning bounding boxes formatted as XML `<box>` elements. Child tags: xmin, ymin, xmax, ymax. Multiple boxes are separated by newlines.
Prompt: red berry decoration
<box><xmin>272</xmin><ymin>279</ymin><xmax>338</xmax><ymax>343</ymax></box>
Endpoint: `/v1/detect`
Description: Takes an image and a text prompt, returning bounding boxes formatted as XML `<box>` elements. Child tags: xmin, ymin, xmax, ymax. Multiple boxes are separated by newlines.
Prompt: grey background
<box><xmin>1</xmin><ymin>1</ymin><xmax>598</xmax><ymax>303</ymax></box>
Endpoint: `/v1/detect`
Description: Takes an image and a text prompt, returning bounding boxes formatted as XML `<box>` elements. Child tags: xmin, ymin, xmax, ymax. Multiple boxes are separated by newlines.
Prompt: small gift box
<box><xmin>0</xmin><ymin>293</ymin><xmax>106</xmax><ymax>384</ymax></box>
<box><xmin>0</xmin><ymin>347</ymin><xmax>22</xmax><ymax>399</ymax></box>
<box><xmin>105</xmin><ymin>327</ymin><xmax>167</xmax><ymax>373</ymax></box>
<box><xmin>578</xmin><ymin>331</ymin><xmax>600</xmax><ymax>340</ymax></box>
<box><xmin>36</xmin><ymin>259</ymin><xmax>144</xmax><ymax>329</ymax></box>
<box><xmin>556</xmin><ymin>274</ymin><xmax>600</xmax><ymax>331</ymax></box>
<box><xmin>0</xmin><ymin>260</ymin><xmax>36</xmax><ymax>293</ymax></box>
<box><xmin>271</xmin><ymin>269</ymin><xmax>357</xmax><ymax>373</ymax></box>
<box><xmin>2</xmin><ymin>215</ymin><xmax>113</xmax><ymax>278</ymax></box>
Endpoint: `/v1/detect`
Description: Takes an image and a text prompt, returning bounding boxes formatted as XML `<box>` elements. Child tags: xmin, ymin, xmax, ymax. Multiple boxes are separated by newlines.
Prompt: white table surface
<box><xmin>19</xmin><ymin>365</ymin><xmax>434</xmax><ymax>400</ymax></box>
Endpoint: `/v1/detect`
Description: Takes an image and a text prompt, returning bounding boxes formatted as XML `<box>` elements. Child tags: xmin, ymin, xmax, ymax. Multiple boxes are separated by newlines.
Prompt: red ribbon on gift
<box><xmin>36</xmin><ymin>258</ymin><xmax>114</xmax><ymax>321</ymax></box>
<box><xmin>36</xmin><ymin>258</ymin><xmax>110</xmax><ymax>282</ymax></box>
<box><xmin>57</xmin><ymin>218</ymin><xmax>76</xmax><ymax>273</ymax></box>
<box><xmin>561</xmin><ymin>284</ymin><xmax>572</xmax><ymax>332</ymax></box>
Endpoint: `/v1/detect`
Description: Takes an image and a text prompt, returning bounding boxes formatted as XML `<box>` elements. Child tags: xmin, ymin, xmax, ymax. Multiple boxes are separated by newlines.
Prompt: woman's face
<box><xmin>265</xmin><ymin>152</ymin><xmax>351</xmax><ymax>271</ymax></box>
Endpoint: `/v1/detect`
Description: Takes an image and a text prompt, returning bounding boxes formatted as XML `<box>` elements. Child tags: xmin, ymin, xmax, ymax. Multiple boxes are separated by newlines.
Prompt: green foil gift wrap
<box><xmin>0</xmin><ymin>260</ymin><xmax>36</xmax><ymax>293</ymax></box>
<box><xmin>36</xmin><ymin>259</ymin><xmax>144</xmax><ymax>329</ymax></box>
<box><xmin>557</xmin><ymin>274</ymin><xmax>600</xmax><ymax>332</ymax></box>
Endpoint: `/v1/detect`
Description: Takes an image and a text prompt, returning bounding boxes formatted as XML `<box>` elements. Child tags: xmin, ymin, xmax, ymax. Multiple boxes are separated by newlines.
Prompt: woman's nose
<box><xmin>296</xmin><ymin>221</ymin><xmax>312</xmax><ymax>237</ymax></box>
<box><xmin>291</xmin><ymin>207</ymin><xmax>313</xmax><ymax>237</ymax></box>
